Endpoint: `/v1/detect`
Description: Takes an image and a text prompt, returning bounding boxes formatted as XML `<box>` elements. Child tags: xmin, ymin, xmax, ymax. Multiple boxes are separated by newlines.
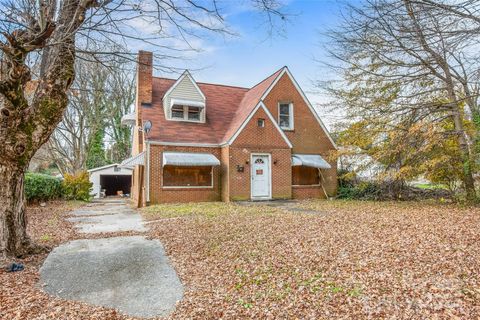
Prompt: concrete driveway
<box><xmin>39</xmin><ymin>199</ymin><xmax>183</xmax><ymax>318</ymax></box>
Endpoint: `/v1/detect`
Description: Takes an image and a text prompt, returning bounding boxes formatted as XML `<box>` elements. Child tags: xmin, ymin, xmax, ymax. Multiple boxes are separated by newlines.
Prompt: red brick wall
<box><xmin>263</xmin><ymin>72</ymin><xmax>337</xmax><ymax>197</ymax></box>
<box><xmin>229</xmin><ymin>107</ymin><xmax>291</xmax><ymax>201</ymax></box>
<box><xmin>148</xmin><ymin>144</ymin><xmax>221</xmax><ymax>204</ymax></box>
<box><xmin>220</xmin><ymin>146</ymin><xmax>230</xmax><ymax>202</ymax></box>
<box><xmin>292</xmin><ymin>185</ymin><xmax>326</xmax><ymax>199</ymax></box>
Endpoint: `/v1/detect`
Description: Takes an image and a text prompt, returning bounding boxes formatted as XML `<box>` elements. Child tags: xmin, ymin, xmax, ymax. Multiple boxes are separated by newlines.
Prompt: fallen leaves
<box><xmin>1</xmin><ymin>200</ymin><xmax>479</xmax><ymax>319</ymax></box>
<box><xmin>146</xmin><ymin>200</ymin><xmax>480</xmax><ymax>319</ymax></box>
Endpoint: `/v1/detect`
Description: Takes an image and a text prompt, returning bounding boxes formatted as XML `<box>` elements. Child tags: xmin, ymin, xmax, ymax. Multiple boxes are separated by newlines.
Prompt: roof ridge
<box><xmin>248</xmin><ymin>66</ymin><xmax>285</xmax><ymax>90</ymax></box>
<box><xmin>152</xmin><ymin>76</ymin><xmax>249</xmax><ymax>90</ymax></box>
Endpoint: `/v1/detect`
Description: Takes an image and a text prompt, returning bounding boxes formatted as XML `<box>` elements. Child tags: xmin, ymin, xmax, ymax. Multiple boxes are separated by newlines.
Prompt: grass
<box><xmin>412</xmin><ymin>183</ymin><xmax>449</xmax><ymax>190</ymax></box>
<box><xmin>141</xmin><ymin>201</ymin><xmax>279</xmax><ymax>220</ymax></box>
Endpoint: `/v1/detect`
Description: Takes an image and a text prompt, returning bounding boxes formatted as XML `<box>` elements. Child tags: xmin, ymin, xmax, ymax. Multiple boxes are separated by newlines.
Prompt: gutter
<box><xmin>146</xmin><ymin>141</ymin><xmax>151</xmax><ymax>204</ymax></box>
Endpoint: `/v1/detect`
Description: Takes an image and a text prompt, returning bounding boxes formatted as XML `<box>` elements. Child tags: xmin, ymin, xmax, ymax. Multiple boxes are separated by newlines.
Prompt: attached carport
<box><xmin>88</xmin><ymin>164</ymin><xmax>133</xmax><ymax>198</ymax></box>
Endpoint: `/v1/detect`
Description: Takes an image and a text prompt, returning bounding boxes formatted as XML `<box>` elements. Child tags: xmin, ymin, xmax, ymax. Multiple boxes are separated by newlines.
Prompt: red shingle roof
<box><xmin>143</xmin><ymin>68</ymin><xmax>284</xmax><ymax>144</ymax></box>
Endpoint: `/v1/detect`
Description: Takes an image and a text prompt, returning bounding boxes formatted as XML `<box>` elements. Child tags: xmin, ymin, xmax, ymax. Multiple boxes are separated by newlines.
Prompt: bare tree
<box><xmin>0</xmin><ymin>0</ymin><xmax>287</xmax><ymax>258</ymax></box>
<box><xmin>322</xmin><ymin>0</ymin><xmax>480</xmax><ymax>201</ymax></box>
<box><xmin>103</xmin><ymin>57</ymin><xmax>135</xmax><ymax>163</ymax></box>
<box><xmin>47</xmin><ymin>57</ymin><xmax>109</xmax><ymax>174</ymax></box>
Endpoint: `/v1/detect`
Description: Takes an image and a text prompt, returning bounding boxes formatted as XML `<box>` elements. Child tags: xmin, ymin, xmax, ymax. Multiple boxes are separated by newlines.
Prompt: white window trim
<box><xmin>170</xmin><ymin>105</ymin><xmax>204</xmax><ymax>123</ymax></box>
<box><xmin>278</xmin><ymin>102</ymin><xmax>294</xmax><ymax>130</ymax></box>
<box><xmin>161</xmin><ymin>166</ymin><xmax>214</xmax><ymax>189</ymax></box>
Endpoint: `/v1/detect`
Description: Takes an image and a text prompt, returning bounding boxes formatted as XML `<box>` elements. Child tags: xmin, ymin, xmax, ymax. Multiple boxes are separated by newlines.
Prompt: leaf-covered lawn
<box><xmin>1</xmin><ymin>200</ymin><xmax>479</xmax><ymax>319</ymax></box>
<box><xmin>0</xmin><ymin>201</ymin><xmax>133</xmax><ymax>320</ymax></box>
<box><xmin>144</xmin><ymin>200</ymin><xmax>480</xmax><ymax>319</ymax></box>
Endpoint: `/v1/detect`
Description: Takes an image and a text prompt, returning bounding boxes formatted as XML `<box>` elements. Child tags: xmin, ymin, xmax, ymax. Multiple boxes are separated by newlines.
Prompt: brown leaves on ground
<box><xmin>145</xmin><ymin>200</ymin><xmax>480</xmax><ymax>319</ymax></box>
<box><xmin>2</xmin><ymin>200</ymin><xmax>480</xmax><ymax>319</ymax></box>
<box><xmin>0</xmin><ymin>201</ymin><xmax>134</xmax><ymax>320</ymax></box>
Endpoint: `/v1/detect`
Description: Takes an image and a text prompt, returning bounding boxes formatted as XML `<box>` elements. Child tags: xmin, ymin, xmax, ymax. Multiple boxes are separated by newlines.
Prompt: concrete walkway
<box><xmin>39</xmin><ymin>199</ymin><xmax>183</xmax><ymax>318</ymax></box>
<box><xmin>67</xmin><ymin>199</ymin><xmax>146</xmax><ymax>233</ymax></box>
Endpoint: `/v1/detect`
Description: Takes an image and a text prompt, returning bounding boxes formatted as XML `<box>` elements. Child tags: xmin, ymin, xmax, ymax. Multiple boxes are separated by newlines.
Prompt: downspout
<box><xmin>318</xmin><ymin>169</ymin><xmax>329</xmax><ymax>200</ymax></box>
<box><xmin>146</xmin><ymin>141</ymin><xmax>150</xmax><ymax>204</ymax></box>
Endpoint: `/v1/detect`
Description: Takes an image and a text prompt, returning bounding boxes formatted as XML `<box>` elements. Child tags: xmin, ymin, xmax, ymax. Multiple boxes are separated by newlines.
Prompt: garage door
<box><xmin>100</xmin><ymin>175</ymin><xmax>132</xmax><ymax>196</ymax></box>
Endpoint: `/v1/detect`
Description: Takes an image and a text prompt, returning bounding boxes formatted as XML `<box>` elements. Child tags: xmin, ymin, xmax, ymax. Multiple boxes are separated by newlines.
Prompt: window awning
<box><xmin>292</xmin><ymin>154</ymin><xmax>331</xmax><ymax>169</ymax></box>
<box><xmin>119</xmin><ymin>152</ymin><xmax>145</xmax><ymax>168</ymax></box>
<box><xmin>121</xmin><ymin>113</ymin><xmax>136</xmax><ymax>126</ymax></box>
<box><xmin>162</xmin><ymin>152</ymin><xmax>220</xmax><ymax>167</ymax></box>
<box><xmin>170</xmin><ymin>98</ymin><xmax>205</xmax><ymax>108</ymax></box>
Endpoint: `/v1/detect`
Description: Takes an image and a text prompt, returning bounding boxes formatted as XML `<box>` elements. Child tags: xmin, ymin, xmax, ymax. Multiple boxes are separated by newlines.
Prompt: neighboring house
<box><xmin>120</xmin><ymin>51</ymin><xmax>337</xmax><ymax>205</ymax></box>
<box><xmin>88</xmin><ymin>164</ymin><xmax>132</xmax><ymax>198</ymax></box>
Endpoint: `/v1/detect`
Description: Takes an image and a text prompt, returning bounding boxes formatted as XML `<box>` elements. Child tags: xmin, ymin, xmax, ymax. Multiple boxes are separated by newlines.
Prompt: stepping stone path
<box><xmin>39</xmin><ymin>199</ymin><xmax>183</xmax><ymax>318</ymax></box>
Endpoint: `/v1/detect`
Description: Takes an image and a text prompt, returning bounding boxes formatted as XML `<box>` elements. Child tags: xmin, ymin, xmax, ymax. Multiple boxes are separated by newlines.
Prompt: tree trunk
<box><xmin>452</xmin><ymin>111</ymin><xmax>477</xmax><ymax>202</ymax></box>
<box><xmin>0</xmin><ymin>163</ymin><xmax>44</xmax><ymax>258</ymax></box>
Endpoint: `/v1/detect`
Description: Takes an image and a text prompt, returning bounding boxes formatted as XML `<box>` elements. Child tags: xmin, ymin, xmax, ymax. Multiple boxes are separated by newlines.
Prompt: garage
<box><xmin>87</xmin><ymin>164</ymin><xmax>133</xmax><ymax>198</ymax></box>
<box><xmin>100</xmin><ymin>174</ymin><xmax>132</xmax><ymax>196</ymax></box>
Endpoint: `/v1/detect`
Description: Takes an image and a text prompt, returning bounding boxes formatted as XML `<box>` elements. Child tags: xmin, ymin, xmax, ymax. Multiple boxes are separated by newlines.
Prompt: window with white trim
<box><xmin>171</xmin><ymin>105</ymin><xmax>203</xmax><ymax>122</ymax></box>
<box><xmin>278</xmin><ymin>102</ymin><xmax>293</xmax><ymax>130</ymax></box>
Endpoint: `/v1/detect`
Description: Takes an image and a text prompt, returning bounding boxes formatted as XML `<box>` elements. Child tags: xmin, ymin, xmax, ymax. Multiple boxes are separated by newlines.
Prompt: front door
<box><xmin>251</xmin><ymin>154</ymin><xmax>271</xmax><ymax>199</ymax></box>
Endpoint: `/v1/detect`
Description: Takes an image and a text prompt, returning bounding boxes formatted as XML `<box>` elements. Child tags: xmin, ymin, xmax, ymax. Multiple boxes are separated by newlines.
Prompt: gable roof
<box><xmin>142</xmin><ymin>67</ymin><xmax>334</xmax><ymax>147</ymax></box>
<box><xmin>163</xmin><ymin>70</ymin><xmax>206</xmax><ymax>101</ymax></box>
<box><xmin>87</xmin><ymin>163</ymin><xmax>133</xmax><ymax>173</ymax></box>
<box><xmin>262</xmin><ymin>67</ymin><xmax>337</xmax><ymax>149</ymax></box>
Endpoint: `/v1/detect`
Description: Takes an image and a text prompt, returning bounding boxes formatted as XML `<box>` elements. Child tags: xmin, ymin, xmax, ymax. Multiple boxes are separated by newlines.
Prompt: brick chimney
<box><xmin>134</xmin><ymin>51</ymin><xmax>153</xmax><ymax>154</ymax></box>
<box><xmin>137</xmin><ymin>50</ymin><xmax>153</xmax><ymax>106</ymax></box>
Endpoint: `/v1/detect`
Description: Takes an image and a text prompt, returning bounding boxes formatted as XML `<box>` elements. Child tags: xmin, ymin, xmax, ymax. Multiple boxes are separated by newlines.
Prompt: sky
<box><xmin>150</xmin><ymin>0</ymin><xmax>351</xmax><ymax>129</ymax></box>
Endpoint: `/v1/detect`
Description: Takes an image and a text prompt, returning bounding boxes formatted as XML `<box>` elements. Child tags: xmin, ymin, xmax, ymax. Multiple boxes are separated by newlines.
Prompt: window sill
<box><xmin>168</xmin><ymin>117</ymin><xmax>205</xmax><ymax>124</ymax></box>
<box><xmin>162</xmin><ymin>186</ymin><xmax>214</xmax><ymax>190</ymax></box>
<box><xmin>281</xmin><ymin>128</ymin><xmax>295</xmax><ymax>132</ymax></box>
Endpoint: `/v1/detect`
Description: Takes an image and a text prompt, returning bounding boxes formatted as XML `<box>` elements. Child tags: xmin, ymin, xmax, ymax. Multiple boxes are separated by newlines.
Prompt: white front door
<box><xmin>251</xmin><ymin>154</ymin><xmax>271</xmax><ymax>199</ymax></box>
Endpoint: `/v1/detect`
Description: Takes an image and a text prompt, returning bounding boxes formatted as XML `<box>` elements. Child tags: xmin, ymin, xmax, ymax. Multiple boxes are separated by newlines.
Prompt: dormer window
<box><xmin>168</xmin><ymin>97</ymin><xmax>205</xmax><ymax>123</ymax></box>
<box><xmin>171</xmin><ymin>105</ymin><xmax>203</xmax><ymax>122</ymax></box>
<box><xmin>163</xmin><ymin>71</ymin><xmax>207</xmax><ymax>123</ymax></box>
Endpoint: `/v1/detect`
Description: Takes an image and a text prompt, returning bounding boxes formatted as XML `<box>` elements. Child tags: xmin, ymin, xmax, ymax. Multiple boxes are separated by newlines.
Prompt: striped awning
<box><xmin>162</xmin><ymin>152</ymin><xmax>220</xmax><ymax>167</ymax></box>
<box><xmin>291</xmin><ymin>154</ymin><xmax>331</xmax><ymax>169</ymax></box>
<box><xmin>119</xmin><ymin>152</ymin><xmax>145</xmax><ymax>168</ymax></box>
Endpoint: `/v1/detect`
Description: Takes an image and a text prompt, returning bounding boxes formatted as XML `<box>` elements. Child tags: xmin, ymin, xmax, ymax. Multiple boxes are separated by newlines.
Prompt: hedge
<box><xmin>24</xmin><ymin>173</ymin><xmax>63</xmax><ymax>202</ymax></box>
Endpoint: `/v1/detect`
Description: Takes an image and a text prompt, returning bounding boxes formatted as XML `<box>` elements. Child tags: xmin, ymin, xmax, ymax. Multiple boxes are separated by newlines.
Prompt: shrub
<box><xmin>62</xmin><ymin>171</ymin><xmax>92</xmax><ymax>201</ymax></box>
<box><xmin>337</xmin><ymin>181</ymin><xmax>382</xmax><ymax>200</ymax></box>
<box><xmin>25</xmin><ymin>173</ymin><xmax>63</xmax><ymax>202</ymax></box>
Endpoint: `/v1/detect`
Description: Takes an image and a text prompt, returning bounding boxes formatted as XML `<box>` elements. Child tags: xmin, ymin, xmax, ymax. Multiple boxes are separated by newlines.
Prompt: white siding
<box><xmin>163</xmin><ymin>74</ymin><xmax>206</xmax><ymax>121</ymax></box>
<box><xmin>89</xmin><ymin>165</ymin><xmax>132</xmax><ymax>198</ymax></box>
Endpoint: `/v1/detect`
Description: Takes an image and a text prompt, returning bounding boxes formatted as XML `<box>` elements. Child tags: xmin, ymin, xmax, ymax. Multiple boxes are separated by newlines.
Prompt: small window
<box><xmin>257</xmin><ymin>118</ymin><xmax>265</xmax><ymax>127</ymax></box>
<box><xmin>171</xmin><ymin>105</ymin><xmax>184</xmax><ymax>119</ymax></box>
<box><xmin>279</xmin><ymin>102</ymin><xmax>293</xmax><ymax>130</ymax></box>
<box><xmin>188</xmin><ymin>106</ymin><xmax>201</xmax><ymax>121</ymax></box>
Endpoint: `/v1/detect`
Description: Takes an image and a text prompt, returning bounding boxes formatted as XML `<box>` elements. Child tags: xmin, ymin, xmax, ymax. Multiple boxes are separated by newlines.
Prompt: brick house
<box><xmin>121</xmin><ymin>51</ymin><xmax>337</xmax><ymax>205</ymax></box>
